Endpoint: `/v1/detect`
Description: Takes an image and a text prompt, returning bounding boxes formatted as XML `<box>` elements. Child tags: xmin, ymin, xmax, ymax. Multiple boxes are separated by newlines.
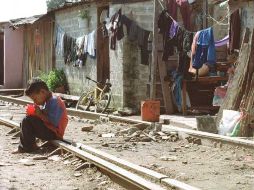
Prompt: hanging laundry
<box><xmin>55</xmin><ymin>25</ymin><xmax>65</xmax><ymax>56</ymax></box>
<box><xmin>84</xmin><ymin>30</ymin><xmax>96</xmax><ymax>58</ymax></box>
<box><xmin>175</xmin><ymin>0</ymin><xmax>188</xmax><ymax>6</ymax></box>
<box><xmin>166</xmin><ymin>0</ymin><xmax>177</xmax><ymax>19</ymax></box>
<box><xmin>169</xmin><ymin>20</ymin><xmax>179</xmax><ymax>39</ymax></box>
<box><xmin>63</xmin><ymin>35</ymin><xmax>76</xmax><ymax>64</ymax></box>
<box><xmin>183</xmin><ymin>31</ymin><xmax>194</xmax><ymax>52</ymax></box>
<box><xmin>215</xmin><ymin>35</ymin><xmax>229</xmax><ymax>47</ymax></box>
<box><xmin>158</xmin><ymin>10</ymin><xmax>175</xmax><ymax>61</ymax></box>
<box><xmin>192</xmin><ymin>27</ymin><xmax>216</xmax><ymax>70</ymax></box>
<box><xmin>165</xmin><ymin>0</ymin><xmax>193</xmax><ymax>31</ymax></box>
<box><xmin>229</xmin><ymin>10</ymin><xmax>240</xmax><ymax>54</ymax></box>
<box><xmin>137</xmin><ymin>28</ymin><xmax>150</xmax><ymax>65</ymax></box>
<box><xmin>109</xmin><ymin>9</ymin><xmax>124</xmax><ymax>50</ymax></box>
<box><xmin>74</xmin><ymin>35</ymin><xmax>87</xmax><ymax>67</ymax></box>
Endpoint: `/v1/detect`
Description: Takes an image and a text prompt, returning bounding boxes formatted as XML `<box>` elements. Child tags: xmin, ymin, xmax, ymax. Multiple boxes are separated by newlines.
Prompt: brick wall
<box><xmin>55</xmin><ymin>5</ymin><xmax>98</xmax><ymax>95</ymax></box>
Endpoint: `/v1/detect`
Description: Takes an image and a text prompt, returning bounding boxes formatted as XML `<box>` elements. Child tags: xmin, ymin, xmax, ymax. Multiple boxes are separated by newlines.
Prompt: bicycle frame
<box><xmin>87</xmin><ymin>76</ymin><xmax>110</xmax><ymax>104</ymax></box>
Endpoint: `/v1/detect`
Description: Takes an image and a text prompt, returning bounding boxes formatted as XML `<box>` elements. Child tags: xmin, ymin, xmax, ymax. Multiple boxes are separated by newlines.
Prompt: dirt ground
<box><xmin>0</xmin><ymin>103</ymin><xmax>123</xmax><ymax>190</ymax></box>
<box><xmin>1</xmin><ymin>100</ymin><xmax>254</xmax><ymax>190</ymax></box>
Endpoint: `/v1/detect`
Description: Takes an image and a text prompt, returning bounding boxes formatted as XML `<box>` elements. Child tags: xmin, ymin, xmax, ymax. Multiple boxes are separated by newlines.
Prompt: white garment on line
<box><xmin>84</xmin><ymin>30</ymin><xmax>96</xmax><ymax>57</ymax></box>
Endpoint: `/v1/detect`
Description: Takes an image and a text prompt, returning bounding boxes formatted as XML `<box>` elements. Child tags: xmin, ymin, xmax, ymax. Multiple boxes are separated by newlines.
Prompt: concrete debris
<box><xmin>74</xmin><ymin>172</ymin><xmax>82</xmax><ymax>177</ymax></box>
<box><xmin>98</xmin><ymin>181</ymin><xmax>109</xmax><ymax>186</ymax></box>
<box><xmin>102</xmin><ymin>143</ymin><xmax>109</xmax><ymax>147</ymax></box>
<box><xmin>100</xmin><ymin>116</ymin><xmax>109</xmax><ymax>123</ymax></box>
<box><xmin>160</xmin><ymin>156</ymin><xmax>178</xmax><ymax>161</ymax></box>
<box><xmin>48</xmin><ymin>155</ymin><xmax>61</xmax><ymax>162</ymax></box>
<box><xmin>117</xmin><ymin>127</ymin><xmax>140</xmax><ymax>136</ymax></box>
<box><xmin>81</xmin><ymin>125</ymin><xmax>94</xmax><ymax>132</ymax></box>
<box><xmin>32</xmin><ymin>156</ymin><xmax>48</xmax><ymax>160</ymax></box>
<box><xmin>0</xmin><ymin>162</ymin><xmax>12</xmax><ymax>166</ymax></box>
<box><xmin>132</xmin><ymin>123</ymin><xmax>148</xmax><ymax>130</ymax></box>
<box><xmin>186</xmin><ymin>136</ymin><xmax>202</xmax><ymax>145</ymax></box>
<box><xmin>122</xmin><ymin>128</ymin><xmax>179</xmax><ymax>143</ymax></box>
<box><xmin>101</xmin><ymin>133</ymin><xmax>115</xmax><ymax>138</ymax></box>
<box><xmin>115</xmin><ymin>107</ymin><xmax>137</xmax><ymax>116</ymax></box>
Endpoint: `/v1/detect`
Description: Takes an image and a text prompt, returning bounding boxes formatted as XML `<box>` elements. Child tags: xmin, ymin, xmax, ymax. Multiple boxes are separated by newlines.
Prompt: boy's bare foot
<box><xmin>12</xmin><ymin>144</ymin><xmax>40</xmax><ymax>154</ymax></box>
<box><xmin>11</xmin><ymin>147</ymin><xmax>25</xmax><ymax>154</ymax></box>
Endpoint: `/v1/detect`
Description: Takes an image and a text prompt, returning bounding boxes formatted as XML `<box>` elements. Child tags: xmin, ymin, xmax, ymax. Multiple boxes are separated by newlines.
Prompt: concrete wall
<box><xmin>241</xmin><ymin>2</ymin><xmax>254</xmax><ymax>29</ymax></box>
<box><xmin>55</xmin><ymin>5</ymin><xmax>98</xmax><ymax>95</ymax></box>
<box><xmin>109</xmin><ymin>1</ymin><xmax>153</xmax><ymax>110</ymax></box>
<box><xmin>3</xmin><ymin>25</ymin><xmax>24</xmax><ymax>88</ymax></box>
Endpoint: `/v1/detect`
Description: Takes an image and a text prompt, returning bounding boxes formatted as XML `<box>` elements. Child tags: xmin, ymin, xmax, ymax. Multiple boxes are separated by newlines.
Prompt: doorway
<box><xmin>0</xmin><ymin>32</ymin><xmax>4</xmax><ymax>85</ymax></box>
<box><xmin>97</xmin><ymin>6</ymin><xmax>110</xmax><ymax>84</ymax></box>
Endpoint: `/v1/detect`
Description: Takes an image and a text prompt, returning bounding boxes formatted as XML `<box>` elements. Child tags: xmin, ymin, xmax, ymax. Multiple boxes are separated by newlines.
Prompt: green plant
<box><xmin>38</xmin><ymin>71</ymin><xmax>49</xmax><ymax>84</ymax></box>
<box><xmin>39</xmin><ymin>69</ymin><xmax>68</xmax><ymax>93</ymax></box>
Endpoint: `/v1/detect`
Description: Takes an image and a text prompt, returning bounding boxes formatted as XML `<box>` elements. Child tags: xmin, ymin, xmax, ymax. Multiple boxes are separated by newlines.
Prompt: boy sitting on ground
<box><xmin>13</xmin><ymin>78</ymin><xmax>68</xmax><ymax>153</ymax></box>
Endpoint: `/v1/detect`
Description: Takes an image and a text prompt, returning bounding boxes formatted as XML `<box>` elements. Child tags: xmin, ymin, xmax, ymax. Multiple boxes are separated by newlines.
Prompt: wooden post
<box><xmin>150</xmin><ymin>0</ymin><xmax>159</xmax><ymax>99</ymax></box>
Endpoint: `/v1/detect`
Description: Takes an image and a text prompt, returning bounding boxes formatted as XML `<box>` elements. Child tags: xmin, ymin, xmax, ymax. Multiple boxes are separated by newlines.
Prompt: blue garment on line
<box><xmin>172</xmin><ymin>71</ymin><xmax>183</xmax><ymax>112</ymax></box>
<box><xmin>193</xmin><ymin>27</ymin><xmax>216</xmax><ymax>69</ymax></box>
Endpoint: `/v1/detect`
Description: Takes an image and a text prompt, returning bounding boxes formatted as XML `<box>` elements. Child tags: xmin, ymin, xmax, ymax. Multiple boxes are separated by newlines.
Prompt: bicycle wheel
<box><xmin>95</xmin><ymin>89</ymin><xmax>112</xmax><ymax>113</ymax></box>
<box><xmin>76</xmin><ymin>91</ymin><xmax>94</xmax><ymax>111</ymax></box>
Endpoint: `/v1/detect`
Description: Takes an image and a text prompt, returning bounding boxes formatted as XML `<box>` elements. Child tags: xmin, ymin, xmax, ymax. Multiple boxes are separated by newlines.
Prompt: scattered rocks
<box><xmin>98</xmin><ymin>181</ymin><xmax>109</xmax><ymax>186</ymax></box>
<box><xmin>32</xmin><ymin>156</ymin><xmax>48</xmax><ymax>160</ymax></box>
<box><xmin>48</xmin><ymin>155</ymin><xmax>61</xmax><ymax>162</ymax></box>
<box><xmin>185</xmin><ymin>136</ymin><xmax>202</xmax><ymax>145</ymax></box>
<box><xmin>102</xmin><ymin>143</ymin><xmax>109</xmax><ymax>147</ymax></box>
<box><xmin>81</xmin><ymin>125</ymin><xmax>94</xmax><ymax>132</ymax></box>
<box><xmin>101</xmin><ymin>133</ymin><xmax>115</xmax><ymax>138</ymax></box>
<box><xmin>74</xmin><ymin>172</ymin><xmax>82</xmax><ymax>177</ymax></box>
<box><xmin>160</xmin><ymin>156</ymin><xmax>178</xmax><ymax>161</ymax></box>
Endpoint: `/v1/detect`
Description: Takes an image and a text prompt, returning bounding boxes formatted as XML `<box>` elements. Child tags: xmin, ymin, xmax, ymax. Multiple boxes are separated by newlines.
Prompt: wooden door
<box><xmin>0</xmin><ymin>33</ymin><xmax>4</xmax><ymax>85</ymax></box>
<box><xmin>97</xmin><ymin>6</ymin><xmax>110</xmax><ymax>84</ymax></box>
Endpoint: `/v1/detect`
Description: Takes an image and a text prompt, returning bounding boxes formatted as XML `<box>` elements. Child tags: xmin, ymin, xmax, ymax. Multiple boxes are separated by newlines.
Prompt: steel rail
<box><xmin>0</xmin><ymin>95</ymin><xmax>151</xmax><ymax>125</ymax></box>
<box><xmin>0</xmin><ymin>117</ymin><xmax>201</xmax><ymax>190</ymax></box>
<box><xmin>2</xmin><ymin>95</ymin><xmax>254</xmax><ymax>150</ymax></box>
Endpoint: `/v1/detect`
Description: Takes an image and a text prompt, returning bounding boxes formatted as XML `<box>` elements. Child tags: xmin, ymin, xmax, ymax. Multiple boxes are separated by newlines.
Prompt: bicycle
<box><xmin>76</xmin><ymin>76</ymin><xmax>112</xmax><ymax>113</ymax></box>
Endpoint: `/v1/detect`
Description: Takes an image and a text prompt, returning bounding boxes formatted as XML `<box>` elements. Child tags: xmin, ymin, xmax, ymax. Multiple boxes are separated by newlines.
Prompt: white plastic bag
<box><xmin>218</xmin><ymin>109</ymin><xmax>241</xmax><ymax>136</ymax></box>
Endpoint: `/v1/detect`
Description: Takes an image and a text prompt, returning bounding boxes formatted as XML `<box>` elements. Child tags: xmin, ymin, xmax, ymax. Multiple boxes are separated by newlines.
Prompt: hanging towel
<box><xmin>84</xmin><ymin>30</ymin><xmax>96</xmax><ymax>57</ymax></box>
<box><xmin>192</xmin><ymin>27</ymin><xmax>216</xmax><ymax>69</ymax></box>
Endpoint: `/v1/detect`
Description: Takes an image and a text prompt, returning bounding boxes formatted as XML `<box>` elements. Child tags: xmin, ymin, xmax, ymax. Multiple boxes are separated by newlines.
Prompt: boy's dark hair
<box><xmin>25</xmin><ymin>78</ymin><xmax>49</xmax><ymax>96</ymax></box>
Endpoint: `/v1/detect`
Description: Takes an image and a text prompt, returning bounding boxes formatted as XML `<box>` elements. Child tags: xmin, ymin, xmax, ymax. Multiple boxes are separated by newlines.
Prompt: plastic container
<box><xmin>141</xmin><ymin>100</ymin><xmax>160</xmax><ymax>122</ymax></box>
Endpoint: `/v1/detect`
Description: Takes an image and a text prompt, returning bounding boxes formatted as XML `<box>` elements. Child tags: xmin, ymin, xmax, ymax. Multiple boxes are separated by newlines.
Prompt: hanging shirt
<box><xmin>169</xmin><ymin>20</ymin><xmax>179</xmax><ymax>39</ymax></box>
<box><xmin>85</xmin><ymin>30</ymin><xmax>96</xmax><ymax>57</ymax></box>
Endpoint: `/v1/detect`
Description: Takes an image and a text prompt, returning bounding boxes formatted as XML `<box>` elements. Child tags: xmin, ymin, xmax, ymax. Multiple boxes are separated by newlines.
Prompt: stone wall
<box><xmin>55</xmin><ymin>5</ymin><xmax>97</xmax><ymax>95</ymax></box>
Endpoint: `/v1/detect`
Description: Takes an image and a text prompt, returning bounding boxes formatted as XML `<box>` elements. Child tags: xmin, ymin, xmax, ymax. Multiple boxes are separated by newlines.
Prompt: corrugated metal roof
<box><xmin>9</xmin><ymin>14</ymin><xmax>45</xmax><ymax>27</ymax></box>
<box><xmin>48</xmin><ymin>0</ymin><xmax>150</xmax><ymax>12</ymax></box>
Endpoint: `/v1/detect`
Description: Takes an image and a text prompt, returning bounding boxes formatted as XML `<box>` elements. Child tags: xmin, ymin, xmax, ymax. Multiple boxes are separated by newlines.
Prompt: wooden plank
<box><xmin>150</xmin><ymin>0</ymin><xmax>159</xmax><ymax>99</ymax></box>
<box><xmin>157</xmin><ymin>51</ymin><xmax>174</xmax><ymax>114</ymax></box>
<box><xmin>184</xmin><ymin>76</ymin><xmax>228</xmax><ymax>83</ymax></box>
<box><xmin>216</xmin><ymin>29</ymin><xmax>252</xmax><ymax>126</ymax></box>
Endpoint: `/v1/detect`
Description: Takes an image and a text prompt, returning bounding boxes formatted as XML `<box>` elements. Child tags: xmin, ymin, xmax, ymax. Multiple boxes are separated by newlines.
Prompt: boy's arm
<box><xmin>34</xmin><ymin>106</ymin><xmax>51</xmax><ymax>123</ymax></box>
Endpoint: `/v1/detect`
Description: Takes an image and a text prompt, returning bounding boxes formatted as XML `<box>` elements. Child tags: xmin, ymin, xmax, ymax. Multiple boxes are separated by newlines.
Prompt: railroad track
<box><xmin>1</xmin><ymin>94</ymin><xmax>254</xmax><ymax>149</ymax></box>
<box><xmin>0</xmin><ymin>117</ymin><xmax>200</xmax><ymax>190</ymax></box>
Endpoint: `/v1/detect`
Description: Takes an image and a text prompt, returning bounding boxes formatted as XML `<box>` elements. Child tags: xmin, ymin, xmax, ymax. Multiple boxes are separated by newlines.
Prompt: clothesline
<box><xmin>156</xmin><ymin>0</ymin><xmax>235</xmax><ymax>32</ymax></box>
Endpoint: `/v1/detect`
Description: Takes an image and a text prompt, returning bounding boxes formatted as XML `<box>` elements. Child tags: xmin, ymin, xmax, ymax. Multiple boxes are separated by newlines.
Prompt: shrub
<box><xmin>39</xmin><ymin>69</ymin><xmax>68</xmax><ymax>93</ymax></box>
